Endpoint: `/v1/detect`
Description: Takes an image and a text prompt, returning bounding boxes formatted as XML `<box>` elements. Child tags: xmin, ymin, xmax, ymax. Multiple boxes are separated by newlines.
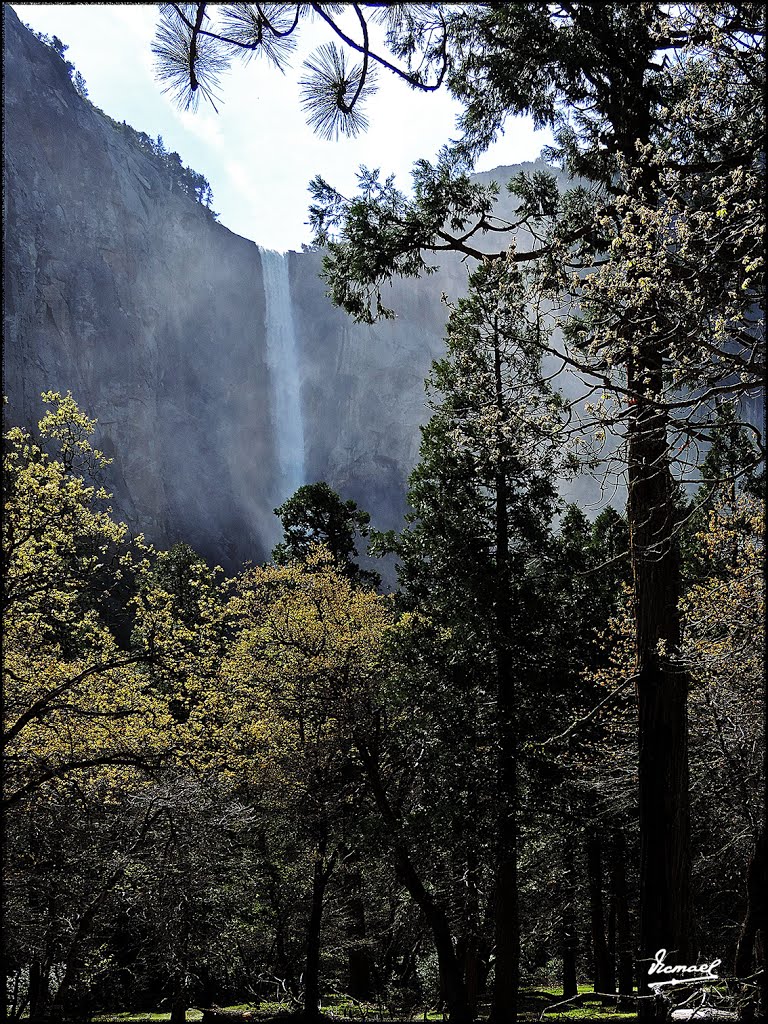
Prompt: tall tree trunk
<box><xmin>43</xmin><ymin>811</ymin><xmax>157</xmax><ymax>1021</ymax></box>
<box><xmin>356</xmin><ymin>740</ymin><xmax>473</xmax><ymax>1024</ymax></box>
<box><xmin>562</xmin><ymin>833</ymin><xmax>578</xmax><ymax>999</ymax></box>
<box><xmin>587</xmin><ymin>831</ymin><xmax>615</xmax><ymax>993</ymax></box>
<box><xmin>28</xmin><ymin>961</ymin><xmax>50</xmax><ymax>1021</ymax></box>
<box><xmin>455</xmin><ymin>832</ymin><xmax>482</xmax><ymax>1016</ymax></box>
<box><xmin>262</xmin><ymin>855</ymin><xmax>298</xmax><ymax>995</ymax></box>
<box><xmin>610</xmin><ymin>827</ymin><xmax>634</xmax><ymax>1001</ymax></box>
<box><xmin>489</xmin><ymin>325</ymin><xmax>520</xmax><ymax>1024</ymax></box>
<box><xmin>737</xmin><ymin>659</ymin><xmax>765</xmax><ymax>1019</ymax></box>
<box><xmin>170</xmin><ymin>997</ymin><xmax>187</xmax><ymax>1024</ymax></box>
<box><xmin>628</xmin><ymin>349</ymin><xmax>691</xmax><ymax>1022</ymax></box>
<box><xmin>735</xmin><ymin>632</ymin><xmax>768</xmax><ymax>1019</ymax></box>
<box><xmin>346</xmin><ymin>867</ymin><xmax>372</xmax><ymax>1002</ymax></box>
<box><xmin>457</xmin><ymin>669</ymin><xmax>484</xmax><ymax>1017</ymax></box>
<box><xmin>304</xmin><ymin>843</ymin><xmax>338</xmax><ymax>1021</ymax></box>
<box><xmin>735</xmin><ymin>827</ymin><xmax>768</xmax><ymax>1016</ymax></box>
<box><xmin>463</xmin><ymin>946</ymin><xmax>481</xmax><ymax>1019</ymax></box>
<box><xmin>607</xmin><ymin>885</ymin><xmax>617</xmax><ymax>992</ymax></box>
<box><xmin>170</xmin><ymin>890</ymin><xmax>191</xmax><ymax>1024</ymax></box>
<box><xmin>47</xmin><ymin>860</ymin><xmax>131</xmax><ymax>1020</ymax></box>
<box><xmin>491</xmin><ymin>667</ymin><xmax>518</xmax><ymax>1024</ymax></box>
<box><xmin>462</xmin><ymin>854</ymin><xmax>482</xmax><ymax>1017</ymax></box>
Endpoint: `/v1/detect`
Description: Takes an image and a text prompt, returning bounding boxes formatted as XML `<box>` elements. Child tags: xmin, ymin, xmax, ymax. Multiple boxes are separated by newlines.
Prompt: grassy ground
<box><xmin>93</xmin><ymin>1015</ymin><xmax>204</xmax><ymax>1024</ymax></box>
<box><xmin>90</xmin><ymin>988</ymin><xmax>639</xmax><ymax>1024</ymax></box>
<box><xmin>519</xmin><ymin>985</ymin><xmax>637</xmax><ymax>1020</ymax></box>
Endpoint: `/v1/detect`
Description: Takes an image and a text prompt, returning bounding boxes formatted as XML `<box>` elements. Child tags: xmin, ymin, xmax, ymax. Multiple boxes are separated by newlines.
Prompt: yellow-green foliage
<box><xmin>3</xmin><ymin>395</ymin><xmax>394</xmax><ymax>814</ymax></box>
<box><xmin>190</xmin><ymin>546</ymin><xmax>393</xmax><ymax>791</ymax></box>
<box><xmin>682</xmin><ymin>494</ymin><xmax>764</xmax><ymax>688</ymax></box>
<box><xmin>3</xmin><ymin>393</ymin><xmax>174</xmax><ymax>805</ymax></box>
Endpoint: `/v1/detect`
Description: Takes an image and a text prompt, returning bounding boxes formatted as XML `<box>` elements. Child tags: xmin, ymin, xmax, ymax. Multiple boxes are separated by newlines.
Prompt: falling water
<box><xmin>259</xmin><ymin>247</ymin><xmax>306</xmax><ymax>499</ymax></box>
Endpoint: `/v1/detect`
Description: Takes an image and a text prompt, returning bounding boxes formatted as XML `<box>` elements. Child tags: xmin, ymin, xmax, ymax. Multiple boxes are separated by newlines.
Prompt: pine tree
<box><xmin>273</xmin><ymin>482</ymin><xmax>380</xmax><ymax>589</ymax></box>
<box><xmin>383</xmin><ymin>258</ymin><xmax>567</xmax><ymax>1020</ymax></box>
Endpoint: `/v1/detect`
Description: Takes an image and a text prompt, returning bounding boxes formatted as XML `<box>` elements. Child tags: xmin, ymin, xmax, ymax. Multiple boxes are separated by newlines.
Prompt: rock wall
<box><xmin>2</xmin><ymin>6</ymin><xmax>574</xmax><ymax>571</ymax></box>
<box><xmin>4</xmin><ymin>6</ymin><xmax>283</xmax><ymax>565</ymax></box>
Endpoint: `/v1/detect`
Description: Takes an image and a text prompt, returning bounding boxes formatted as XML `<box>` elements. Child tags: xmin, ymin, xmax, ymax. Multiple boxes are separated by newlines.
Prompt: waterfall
<box><xmin>259</xmin><ymin>247</ymin><xmax>306</xmax><ymax>500</ymax></box>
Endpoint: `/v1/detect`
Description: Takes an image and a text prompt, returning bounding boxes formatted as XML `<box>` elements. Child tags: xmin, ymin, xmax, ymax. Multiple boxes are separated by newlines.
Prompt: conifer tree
<box><xmin>273</xmin><ymin>482</ymin><xmax>380</xmax><ymax>589</ymax></box>
<box><xmin>381</xmin><ymin>258</ymin><xmax>567</xmax><ymax>1020</ymax></box>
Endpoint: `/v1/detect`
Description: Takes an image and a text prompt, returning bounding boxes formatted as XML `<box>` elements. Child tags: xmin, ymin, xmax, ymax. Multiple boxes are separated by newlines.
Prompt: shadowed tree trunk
<box><xmin>587</xmin><ymin>830</ymin><xmax>615</xmax><ymax>993</ymax></box>
<box><xmin>455</xmin><ymin>839</ymin><xmax>483</xmax><ymax>1016</ymax></box>
<box><xmin>491</xmin><ymin>656</ymin><xmax>519</xmax><ymax>1024</ymax></box>
<box><xmin>489</xmin><ymin>323</ymin><xmax>520</xmax><ymax>1024</ymax></box>
<box><xmin>735</xmin><ymin>651</ymin><xmax>768</xmax><ymax>1019</ymax></box>
<box><xmin>356</xmin><ymin>739</ymin><xmax>473</xmax><ymax>1024</ymax></box>
<box><xmin>261</xmin><ymin>853</ymin><xmax>299</xmax><ymax>996</ymax></box>
<box><xmin>304</xmin><ymin>842</ymin><xmax>339</xmax><ymax>1021</ymax></box>
<box><xmin>628</xmin><ymin>346</ymin><xmax>691</xmax><ymax>1023</ymax></box>
<box><xmin>455</xmin><ymin>674</ymin><xmax>484</xmax><ymax>1018</ymax></box>
<box><xmin>735</xmin><ymin>829</ymin><xmax>768</xmax><ymax>1017</ymax></box>
<box><xmin>170</xmin><ymin>997</ymin><xmax>187</xmax><ymax>1024</ymax></box>
<box><xmin>610</xmin><ymin>827</ymin><xmax>634</xmax><ymax>1001</ymax></box>
<box><xmin>607</xmin><ymin>885</ymin><xmax>617</xmax><ymax>992</ymax></box>
<box><xmin>28</xmin><ymin>961</ymin><xmax>51</xmax><ymax>1022</ymax></box>
<box><xmin>346</xmin><ymin>866</ymin><xmax>372</xmax><ymax>1002</ymax></box>
<box><xmin>562</xmin><ymin>832</ymin><xmax>578</xmax><ymax>999</ymax></box>
<box><xmin>461</xmin><ymin>864</ymin><xmax>483</xmax><ymax>1018</ymax></box>
<box><xmin>47</xmin><ymin>858</ymin><xmax>133</xmax><ymax>1021</ymax></box>
<box><xmin>169</xmin><ymin>894</ymin><xmax>191</xmax><ymax>1024</ymax></box>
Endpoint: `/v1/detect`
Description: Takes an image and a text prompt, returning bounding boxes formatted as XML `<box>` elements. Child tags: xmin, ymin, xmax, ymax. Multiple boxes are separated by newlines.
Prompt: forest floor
<box><xmin>90</xmin><ymin>988</ymin><xmax>639</xmax><ymax>1023</ymax></box>
<box><xmin>519</xmin><ymin>986</ymin><xmax>638</xmax><ymax>1019</ymax></box>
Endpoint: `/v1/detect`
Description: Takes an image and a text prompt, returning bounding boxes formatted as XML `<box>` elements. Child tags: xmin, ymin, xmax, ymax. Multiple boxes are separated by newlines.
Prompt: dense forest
<box><xmin>3</xmin><ymin>374</ymin><xmax>763</xmax><ymax>1023</ymax></box>
<box><xmin>3</xmin><ymin>4</ymin><xmax>766</xmax><ymax>1024</ymax></box>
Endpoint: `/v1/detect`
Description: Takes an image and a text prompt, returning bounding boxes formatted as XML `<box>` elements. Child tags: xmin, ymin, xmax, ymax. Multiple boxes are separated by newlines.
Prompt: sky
<box><xmin>13</xmin><ymin>4</ymin><xmax>553</xmax><ymax>252</ymax></box>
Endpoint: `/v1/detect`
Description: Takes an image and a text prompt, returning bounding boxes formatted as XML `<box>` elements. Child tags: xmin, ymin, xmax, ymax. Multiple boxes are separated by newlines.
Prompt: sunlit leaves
<box><xmin>2</xmin><ymin>394</ymin><xmax>176</xmax><ymax>806</ymax></box>
<box><xmin>682</xmin><ymin>494</ymin><xmax>764</xmax><ymax>682</ymax></box>
<box><xmin>0</xmin><ymin>395</ymin><xmax>230</xmax><ymax>807</ymax></box>
<box><xmin>192</xmin><ymin>546</ymin><xmax>392</xmax><ymax>795</ymax></box>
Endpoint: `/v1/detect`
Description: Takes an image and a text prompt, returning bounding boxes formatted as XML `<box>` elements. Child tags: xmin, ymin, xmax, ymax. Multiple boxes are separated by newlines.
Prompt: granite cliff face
<box><xmin>2</xmin><ymin>6</ymin><xmax>557</xmax><ymax>570</ymax></box>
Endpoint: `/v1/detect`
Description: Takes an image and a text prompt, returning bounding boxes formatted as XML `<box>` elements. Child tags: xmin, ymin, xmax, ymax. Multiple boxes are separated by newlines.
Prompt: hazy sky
<box><xmin>13</xmin><ymin>4</ymin><xmax>553</xmax><ymax>252</ymax></box>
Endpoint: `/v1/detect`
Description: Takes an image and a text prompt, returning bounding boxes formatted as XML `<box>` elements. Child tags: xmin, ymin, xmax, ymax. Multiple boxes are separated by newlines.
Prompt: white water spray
<box><xmin>259</xmin><ymin>248</ymin><xmax>306</xmax><ymax>498</ymax></box>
